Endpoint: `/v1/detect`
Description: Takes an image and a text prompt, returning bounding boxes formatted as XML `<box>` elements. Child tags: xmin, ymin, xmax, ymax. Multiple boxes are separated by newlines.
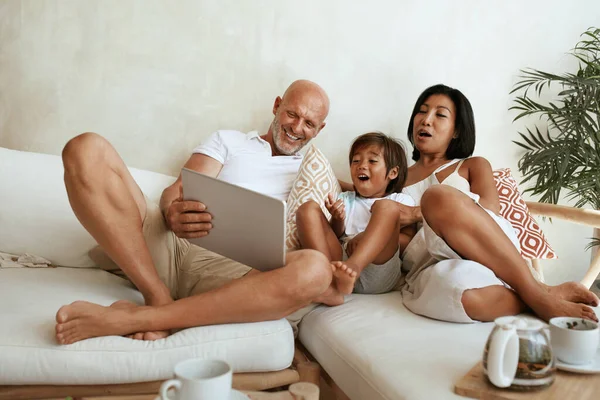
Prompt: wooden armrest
<box><xmin>526</xmin><ymin>202</ymin><xmax>600</xmax><ymax>290</ymax></box>
<box><xmin>526</xmin><ymin>202</ymin><xmax>600</xmax><ymax>229</ymax></box>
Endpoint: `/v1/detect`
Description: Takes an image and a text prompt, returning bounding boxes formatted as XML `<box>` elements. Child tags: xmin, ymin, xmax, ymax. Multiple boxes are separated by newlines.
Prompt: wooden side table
<box><xmin>455</xmin><ymin>362</ymin><xmax>600</xmax><ymax>400</ymax></box>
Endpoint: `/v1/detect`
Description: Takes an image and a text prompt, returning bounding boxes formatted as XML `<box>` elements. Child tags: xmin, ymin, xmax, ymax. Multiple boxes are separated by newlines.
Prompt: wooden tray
<box><xmin>454</xmin><ymin>362</ymin><xmax>600</xmax><ymax>400</ymax></box>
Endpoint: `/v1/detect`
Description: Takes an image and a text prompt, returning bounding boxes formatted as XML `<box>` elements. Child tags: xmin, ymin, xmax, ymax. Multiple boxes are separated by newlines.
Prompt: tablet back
<box><xmin>181</xmin><ymin>168</ymin><xmax>286</xmax><ymax>271</ymax></box>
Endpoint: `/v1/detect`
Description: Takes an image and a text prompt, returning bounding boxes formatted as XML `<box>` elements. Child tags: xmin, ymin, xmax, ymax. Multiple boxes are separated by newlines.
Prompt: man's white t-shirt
<box><xmin>192</xmin><ymin>130</ymin><xmax>303</xmax><ymax>202</ymax></box>
<box><xmin>339</xmin><ymin>191</ymin><xmax>416</xmax><ymax>236</ymax></box>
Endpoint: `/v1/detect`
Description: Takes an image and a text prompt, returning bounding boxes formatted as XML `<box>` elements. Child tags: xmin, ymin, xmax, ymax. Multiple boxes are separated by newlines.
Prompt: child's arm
<box><xmin>325</xmin><ymin>193</ymin><xmax>346</xmax><ymax>238</ymax></box>
<box><xmin>398</xmin><ymin>223</ymin><xmax>417</xmax><ymax>255</ymax></box>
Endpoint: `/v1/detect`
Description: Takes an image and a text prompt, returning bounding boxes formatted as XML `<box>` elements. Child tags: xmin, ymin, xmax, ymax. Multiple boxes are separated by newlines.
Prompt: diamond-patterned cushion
<box><xmin>493</xmin><ymin>168</ymin><xmax>557</xmax><ymax>259</ymax></box>
<box><xmin>286</xmin><ymin>145</ymin><xmax>341</xmax><ymax>251</ymax></box>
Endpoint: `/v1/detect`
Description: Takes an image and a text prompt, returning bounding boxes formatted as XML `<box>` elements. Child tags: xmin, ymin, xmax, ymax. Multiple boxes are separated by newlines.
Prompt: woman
<box><xmin>398</xmin><ymin>84</ymin><xmax>598</xmax><ymax>323</ymax></box>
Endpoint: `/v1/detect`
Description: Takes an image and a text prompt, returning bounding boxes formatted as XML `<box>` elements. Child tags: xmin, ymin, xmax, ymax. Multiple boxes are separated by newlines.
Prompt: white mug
<box><xmin>160</xmin><ymin>358</ymin><xmax>232</xmax><ymax>400</ymax></box>
<box><xmin>549</xmin><ymin>317</ymin><xmax>599</xmax><ymax>365</ymax></box>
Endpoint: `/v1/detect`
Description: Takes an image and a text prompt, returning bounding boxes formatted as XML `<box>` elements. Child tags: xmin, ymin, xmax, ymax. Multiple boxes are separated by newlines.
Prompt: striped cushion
<box><xmin>286</xmin><ymin>145</ymin><xmax>341</xmax><ymax>251</ymax></box>
<box><xmin>493</xmin><ymin>168</ymin><xmax>557</xmax><ymax>259</ymax></box>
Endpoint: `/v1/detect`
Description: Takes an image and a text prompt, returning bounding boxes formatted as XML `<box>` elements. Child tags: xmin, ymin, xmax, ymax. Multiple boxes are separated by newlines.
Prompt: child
<box><xmin>297</xmin><ymin>132</ymin><xmax>416</xmax><ymax>296</ymax></box>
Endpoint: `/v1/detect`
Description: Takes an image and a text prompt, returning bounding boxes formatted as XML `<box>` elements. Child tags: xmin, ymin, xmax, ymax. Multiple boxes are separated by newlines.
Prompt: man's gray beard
<box><xmin>271</xmin><ymin>120</ymin><xmax>303</xmax><ymax>156</ymax></box>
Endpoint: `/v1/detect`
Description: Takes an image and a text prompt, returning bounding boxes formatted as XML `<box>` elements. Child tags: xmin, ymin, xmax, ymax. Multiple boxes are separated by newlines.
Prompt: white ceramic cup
<box><xmin>549</xmin><ymin>317</ymin><xmax>599</xmax><ymax>365</ymax></box>
<box><xmin>159</xmin><ymin>359</ymin><xmax>232</xmax><ymax>400</ymax></box>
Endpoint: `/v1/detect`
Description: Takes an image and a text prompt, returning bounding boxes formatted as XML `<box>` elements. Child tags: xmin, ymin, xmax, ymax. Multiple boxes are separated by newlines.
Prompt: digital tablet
<box><xmin>181</xmin><ymin>168</ymin><xmax>286</xmax><ymax>271</ymax></box>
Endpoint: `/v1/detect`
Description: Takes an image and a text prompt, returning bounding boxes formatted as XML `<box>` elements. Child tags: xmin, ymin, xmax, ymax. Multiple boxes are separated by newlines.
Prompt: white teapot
<box><xmin>483</xmin><ymin>316</ymin><xmax>555</xmax><ymax>390</ymax></box>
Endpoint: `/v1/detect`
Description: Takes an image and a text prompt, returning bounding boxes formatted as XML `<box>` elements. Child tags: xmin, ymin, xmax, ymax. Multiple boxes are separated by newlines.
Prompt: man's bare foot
<box><xmin>110</xmin><ymin>300</ymin><xmax>170</xmax><ymax>341</ymax></box>
<box><xmin>544</xmin><ymin>282</ymin><xmax>599</xmax><ymax>306</ymax></box>
<box><xmin>56</xmin><ymin>301</ymin><xmax>138</xmax><ymax>344</ymax></box>
<box><xmin>331</xmin><ymin>261</ymin><xmax>358</xmax><ymax>295</ymax></box>
<box><xmin>524</xmin><ymin>290</ymin><xmax>598</xmax><ymax>323</ymax></box>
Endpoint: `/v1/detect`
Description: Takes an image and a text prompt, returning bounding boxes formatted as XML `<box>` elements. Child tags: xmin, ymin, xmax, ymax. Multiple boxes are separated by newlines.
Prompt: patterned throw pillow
<box><xmin>286</xmin><ymin>145</ymin><xmax>341</xmax><ymax>251</ymax></box>
<box><xmin>493</xmin><ymin>168</ymin><xmax>557</xmax><ymax>259</ymax></box>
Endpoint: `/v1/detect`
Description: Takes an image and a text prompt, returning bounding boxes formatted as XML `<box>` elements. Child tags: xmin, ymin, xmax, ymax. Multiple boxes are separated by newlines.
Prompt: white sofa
<box><xmin>1</xmin><ymin>146</ymin><xmax>598</xmax><ymax>400</ymax></box>
<box><xmin>0</xmin><ymin>147</ymin><xmax>293</xmax><ymax>388</ymax></box>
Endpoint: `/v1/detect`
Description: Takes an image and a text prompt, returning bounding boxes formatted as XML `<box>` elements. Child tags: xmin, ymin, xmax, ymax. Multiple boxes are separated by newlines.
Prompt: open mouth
<box><xmin>357</xmin><ymin>174</ymin><xmax>369</xmax><ymax>181</ymax></box>
<box><xmin>418</xmin><ymin>130</ymin><xmax>432</xmax><ymax>138</ymax></box>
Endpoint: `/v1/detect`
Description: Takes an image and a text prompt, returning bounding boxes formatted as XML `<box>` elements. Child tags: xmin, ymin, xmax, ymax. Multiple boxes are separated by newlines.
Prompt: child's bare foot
<box><xmin>331</xmin><ymin>261</ymin><xmax>358</xmax><ymax>295</ymax></box>
<box><xmin>544</xmin><ymin>282</ymin><xmax>599</xmax><ymax>306</ymax></box>
<box><xmin>315</xmin><ymin>285</ymin><xmax>345</xmax><ymax>306</ymax></box>
<box><xmin>56</xmin><ymin>301</ymin><xmax>138</xmax><ymax>344</ymax></box>
<box><xmin>109</xmin><ymin>300</ymin><xmax>170</xmax><ymax>341</ymax></box>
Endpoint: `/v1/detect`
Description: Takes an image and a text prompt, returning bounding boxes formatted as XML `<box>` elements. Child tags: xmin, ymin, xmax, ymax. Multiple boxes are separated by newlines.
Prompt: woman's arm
<box><xmin>466</xmin><ymin>157</ymin><xmax>501</xmax><ymax>215</ymax></box>
<box><xmin>398</xmin><ymin>204</ymin><xmax>422</xmax><ymax>227</ymax></box>
<box><xmin>398</xmin><ymin>223</ymin><xmax>417</xmax><ymax>254</ymax></box>
<box><xmin>338</xmin><ymin>179</ymin><xmax>354</xmax><ymax>192</ymax></box>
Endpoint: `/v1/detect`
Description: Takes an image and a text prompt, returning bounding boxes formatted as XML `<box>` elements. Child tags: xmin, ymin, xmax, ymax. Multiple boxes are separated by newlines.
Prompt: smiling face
<box><xmin>412</xmin><ymin>94</ymin><xmax>457</xmax><ymax>158</ymax></box>
<box><xmin>350</xmin><ymin>144</ymin><xmax>398</xmax><ymax>198</ymax></box>
<box><xmin>268</xmin><ymin>81</ymin><xmax>329</xmax><ymax>156</ymax></box>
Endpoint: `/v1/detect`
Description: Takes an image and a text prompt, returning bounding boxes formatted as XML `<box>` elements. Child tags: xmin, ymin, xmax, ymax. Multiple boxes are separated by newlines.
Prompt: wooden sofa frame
<box><xmin>1</xmin><ymin>202</ymin><xmax>599</xmax><ymax>400</ymax></box>
<box><xmin>0</xmin><ymin>345</ymin><xmax>323</xmax><ymax>400</ymax></box>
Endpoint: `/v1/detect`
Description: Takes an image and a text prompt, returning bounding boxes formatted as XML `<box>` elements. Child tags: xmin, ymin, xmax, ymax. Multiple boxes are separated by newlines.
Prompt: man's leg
<box><xmin>420</xmin><ymin>185</ymin><xmax>599</xmax><ymax>322</ymax></box>
<box><xmin>62</xmin><ymin>133</ymin><xmax>173</xmax><ymax>308</ymax></box>
<box><xmin>55</xmin><ymin>249</ymin><xmax>334</xmax><ymax>344</ymax></box>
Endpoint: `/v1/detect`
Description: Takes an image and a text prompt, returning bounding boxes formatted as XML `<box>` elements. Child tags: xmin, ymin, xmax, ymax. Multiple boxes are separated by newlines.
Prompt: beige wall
<box><xmin>1</xmin><ymin>0</ymin><xmax>599</xmax><ymax>283</ymax></box>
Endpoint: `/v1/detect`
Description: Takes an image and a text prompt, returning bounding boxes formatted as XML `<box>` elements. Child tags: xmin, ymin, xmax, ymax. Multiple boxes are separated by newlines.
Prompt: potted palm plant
<box><xmin>510</xmin><ymin>27</ymin><xmax>600</xmax><ymax>254</ymax></box>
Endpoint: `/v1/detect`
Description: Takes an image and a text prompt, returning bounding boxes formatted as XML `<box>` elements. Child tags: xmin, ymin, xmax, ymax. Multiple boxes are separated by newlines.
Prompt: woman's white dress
<box><xmin>399</xmin><ymin>159</ymin><xmax>521</xmax><ymax>323</ymax></box>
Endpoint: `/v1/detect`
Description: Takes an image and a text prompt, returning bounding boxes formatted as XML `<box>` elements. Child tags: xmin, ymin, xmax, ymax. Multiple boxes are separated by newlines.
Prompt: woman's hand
<box><xmin>325</xmin><ymin>193</ymin><xmax>346</xmax><ymax>221</ymax></box>
<box><xmin>396</xmin><ymin>203</ymin><xmax>422</xmax><ymax>227</ymax></box>
<box><xmin>346</xmin><ymin>232</ymin><xmax>364</xmax><ymax>257</ymax></box>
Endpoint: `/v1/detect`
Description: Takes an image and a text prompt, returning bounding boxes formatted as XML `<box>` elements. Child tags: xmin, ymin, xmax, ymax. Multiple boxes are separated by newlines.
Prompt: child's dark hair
<box><xmin>349</xmin><ymin>132</ymin><xmax>408</xmax><ymax>194</ymax></box>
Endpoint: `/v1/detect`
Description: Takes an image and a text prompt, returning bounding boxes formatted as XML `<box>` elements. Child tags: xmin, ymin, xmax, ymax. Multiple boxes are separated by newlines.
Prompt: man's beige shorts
<box><xmin>91</xmin><ymin>197</ymin><xmax>316</xmax><ymax>335</ymax></box>
<box><xmin>93</xmin><ymin>198</ymin><xmax>251</xmax><ymax>300</ymax></box>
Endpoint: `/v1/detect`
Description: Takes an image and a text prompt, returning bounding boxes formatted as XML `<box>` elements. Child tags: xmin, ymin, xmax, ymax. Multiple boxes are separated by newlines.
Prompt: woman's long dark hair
<box><xmin>407</xmin><ymin>84</ymin><xmax>476</xmax><ymax>161</ymax></box>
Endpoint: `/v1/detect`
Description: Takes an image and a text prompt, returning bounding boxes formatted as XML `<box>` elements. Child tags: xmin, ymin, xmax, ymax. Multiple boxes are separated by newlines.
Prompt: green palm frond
<box><xmin>511</xmin><ymin>27</ymin><xmax>600</xmax><ymax>249</ymax></box>
<box><xmin>585</xmin><ymin>238</ymin><xmax>600</xmax><ymax>252</ymax></box>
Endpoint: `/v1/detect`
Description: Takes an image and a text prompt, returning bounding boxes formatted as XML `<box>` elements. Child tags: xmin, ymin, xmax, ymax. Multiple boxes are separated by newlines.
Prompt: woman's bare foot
<box><xmin>56</xmin><ymin>301</ymin><xmax>139</xmax><ymax>344</ymax></box>
<box><xmin>109</xmin><ymin>300</ymin><xmax>170</xmax><ymax>341</ymax></box>
<box><xmin>524</xmin><ymin>289</ymin><xmax>598</xmax><ymax>323</ymax></box>
<box><xmin>331</xmin><ymin>261</ymin><xmax>358</xmax><ymax>295</ymax></box>
<box><xmin>544</xmin><ymin>282</ymin><xmax>599</xmax><ymax>306</ymax></box>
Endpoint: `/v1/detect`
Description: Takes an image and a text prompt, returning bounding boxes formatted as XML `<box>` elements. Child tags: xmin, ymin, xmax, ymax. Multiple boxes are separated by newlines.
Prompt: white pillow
<box><xmin>286</xmin><ymin>145</ymin><xmax>340</xmax><ymax>251</ymax></box>
<box><xmin>0</xmin><ymin>147</ymin><xmax>176</xmax><ymax>268</ymax></box>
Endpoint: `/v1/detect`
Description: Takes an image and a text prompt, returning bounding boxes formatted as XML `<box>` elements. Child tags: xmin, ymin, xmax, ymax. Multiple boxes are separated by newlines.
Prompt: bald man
<box><xmin>56</xmin><ymin>80</ymin><xmax>341</xmax><ymax>344</ymax></box>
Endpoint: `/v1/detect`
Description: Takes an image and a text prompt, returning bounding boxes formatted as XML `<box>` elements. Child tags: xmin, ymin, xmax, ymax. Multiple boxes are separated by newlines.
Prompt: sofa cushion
<box><xmin>493</xmin><ymin>168</ymin><xmax>557</xmax><ymax>260</ymax></box>
<box><xmin>0</xmin><ymin>267</ymin><xmax>294</xmax><ymax>385</ymax></box>
<box><xmin>285</xmin><ymin>145</ymin><xmax>340</xmax><ymax>251</ymax></box>
<box><xmin>0</xmin><ymin>147</ymin><xmax>176</xmax><ymax>268</ymax></box>
<box><xmin>299</xmin><ymin>293</ymin><xmax>495</xmax><ymax>400</ymax></box>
